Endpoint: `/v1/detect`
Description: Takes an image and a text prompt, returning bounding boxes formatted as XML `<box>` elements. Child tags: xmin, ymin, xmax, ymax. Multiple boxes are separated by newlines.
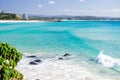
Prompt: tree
<box><xmin>1</xmin><ymin>11</ymin><xmax>5</xmax><ymax>14</ymax></box>
<box><xmin>15</xmin><ymin>14</ymin><xmax>21</xmax><ymax>20</ymax></box>
<box><xmin>0</xmin><ymin>42</ymin><xmax>23</xmax><ymax>80</ymax></box>
<box><xmin>0</xmin><ymin>12</ymin><xmax>21</xmax><ymax>20</ymax></box>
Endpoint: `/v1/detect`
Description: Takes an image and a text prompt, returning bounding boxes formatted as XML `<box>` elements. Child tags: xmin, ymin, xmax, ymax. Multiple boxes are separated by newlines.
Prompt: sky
<box><xmin>0</xmin><ymin>0</ymin><xmax>120</xmax><ymax>17</ymax></box>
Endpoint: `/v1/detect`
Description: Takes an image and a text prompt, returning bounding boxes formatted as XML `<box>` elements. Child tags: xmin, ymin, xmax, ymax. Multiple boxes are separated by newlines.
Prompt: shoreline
<box><xmin>62</xmin><ymin>19</ymin><xmax>120</xmax><ymax>21</ymax></box>
<box><xmin>16</xmin><ymin>53</ymin><xmax>120</xmax><ymax>80</ymax></box>
<box><xmin>0</xmin><ymin>20</ymin><xmax>120</xmax><ymax>23</ymax></box>
<box><xmin>0</xmin><ymin>20</ymin><xmax>45</xmax><ymax>23</ymax></box>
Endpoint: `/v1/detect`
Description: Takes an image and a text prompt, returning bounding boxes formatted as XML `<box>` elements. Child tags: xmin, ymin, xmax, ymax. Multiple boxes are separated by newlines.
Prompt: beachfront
<box><xmin>16</xmin><ymin>54</ymin><xmax>110</xmax><ymax>80</ymax></box>
<box><xmin>0</xmin><ymin>20</ymin><xmax>120</xmax><ymax>80</ymax></box>
<box><xmin>0</xmin><ymin>20</ymin><xmax>44</xmax><ymax>23</ymax></box>
<box><xmin>1</xmin><ymin>0</ymin><xmax>120</xmax><ymax>79</ymax></box>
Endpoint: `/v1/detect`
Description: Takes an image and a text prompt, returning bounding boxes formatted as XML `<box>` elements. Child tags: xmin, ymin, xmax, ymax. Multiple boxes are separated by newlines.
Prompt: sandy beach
<box><xmin>0</xmin><ymin>20</ymin><xmax>45</xmax><ymax>23</ymax></box>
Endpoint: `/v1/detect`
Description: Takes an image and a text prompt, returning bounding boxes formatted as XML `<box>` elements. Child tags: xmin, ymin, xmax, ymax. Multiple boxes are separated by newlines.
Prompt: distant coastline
<box><xmin>1</xmin><ymin>12</ymin><xmax>120</xmax><ymax>22</ymax></box>
<box><xmin>62</xmin><ymin>19</ymin><xmax>120</xmax><ymax>21</ymax></box>
<box><xmin>0</xmin><ymin>20</ymin><xmax>45</xmax><ymax>23</ymax></box>
<box><xmin>29</xmin><ymin>15</ymin><xmax>120</xmax><ymax>21</ymax></box>
<box><xmin>0</xmin><ymin>19</ymin><xmax>120</xmax><ymax>23</ymax></box>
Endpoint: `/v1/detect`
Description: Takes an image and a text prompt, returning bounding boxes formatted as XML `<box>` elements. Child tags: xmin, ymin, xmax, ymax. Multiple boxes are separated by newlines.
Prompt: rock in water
<box><xmin>34</xmin><ymin>59</ymin><xmax>42</xmax><ymax>62</ymax></box>
<box><xmin>58</xmin><ymin>57</ymin><xmax>63</xmax><ymax>60</ymax></box>
<box><xmin>29</xmin><ymin>62</ymin><xmax>37</xmax><ymax>65</ymax></box>
<box><xmin>63</xmin><ymin>53</ymin><xmax>70</xmax><ymax>57</ymax></box>
<box><xmin>89</xmin><ymin>58</ymin><xmax>95</xmax><ymax>61</ymax></box>
<box><xmin>26</xmin><ymin>55</ymin><xmax>37</xmax><ymax>58</ymax></box>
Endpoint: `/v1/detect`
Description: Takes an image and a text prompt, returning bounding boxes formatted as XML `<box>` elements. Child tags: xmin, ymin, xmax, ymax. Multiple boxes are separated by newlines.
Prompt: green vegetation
<box><xmin>0</xmin><ymin>42</ymin><xmax>23</xmax><ymax>80</ymax></box>
<box><xmin>0</xmin><ymin>11</ymin><xmax>21</xmax><ymax>20</ymax></box>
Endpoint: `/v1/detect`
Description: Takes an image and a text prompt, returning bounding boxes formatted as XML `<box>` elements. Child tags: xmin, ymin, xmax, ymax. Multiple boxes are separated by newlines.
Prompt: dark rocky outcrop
<box><xmin>26</xmin><ymin>55</ymin><xmax>37</xmax><ymax>58</ymax></box>
<box><xmin>34</xmin><ymin>59</ymin><xmax>42</xmax><ymax>63</ymax></box>
<box><xmin>89</xmin><ymin>58</ymin><xmax>95</xmax><ymax>61</ymax></box>
<box><xmin>29</xmin><ymin>62</ymin><xmax>37</xmax><ymax>65</ymax></box>
<box><xmin>63</xmin><ymin>53</ymin><xmax>70</xmax><ymax>57</ymax></box>
<box><xmin>58</xmin><ymin>57</ymin><xmax>63</xmax><ymax>60</ymax></box>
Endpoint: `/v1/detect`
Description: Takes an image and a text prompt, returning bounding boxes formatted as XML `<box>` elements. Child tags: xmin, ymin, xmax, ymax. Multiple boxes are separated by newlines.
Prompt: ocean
<box><xmin>0</xmin><ymin>21</ymin><xmax>120</xmax><ymax>80</ymax></box>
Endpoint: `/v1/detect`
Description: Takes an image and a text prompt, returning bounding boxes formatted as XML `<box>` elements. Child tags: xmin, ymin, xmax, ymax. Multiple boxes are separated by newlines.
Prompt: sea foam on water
<box><xmin>16</xmin><ymin>53</ymin><xmax>113</xmax><ymax>80</ymax></box>
<box><xmin>96</xmin><ymin>51</ymin><xmax>120</xmax><ymax>68</ymax></box>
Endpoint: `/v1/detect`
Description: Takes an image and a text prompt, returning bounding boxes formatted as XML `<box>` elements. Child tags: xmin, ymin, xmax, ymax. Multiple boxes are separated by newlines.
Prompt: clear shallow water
<box><xmin>0</xmin><ymin>21</ymin><xmax>120</xmax><ymax>79</ymax></box>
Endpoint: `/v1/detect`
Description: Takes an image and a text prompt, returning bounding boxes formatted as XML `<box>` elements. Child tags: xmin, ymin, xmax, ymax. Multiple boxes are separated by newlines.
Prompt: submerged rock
<box><xmin>89</xmin><ymin>58</ymin><xmax>95</xmax><ymax>61</ymax></box>
<box><xmin>63</xmin><ymin>53</ymin><xmax>70</xmax><ymax>57</ymax></box>
<box><xmin>58</xmin><ymin>57</ymin><xmax>63</xmax><ymax>60</ymax></box>
<box><xmin>26</xmin><ymin>55</ymin><xmax>37</xmax><ymax>58</ymax></box>
<box><xmin>34</xmin><ymin>59</ymin><xmax>42</xmax><ymax>62</ymax></box>
<box><xmin>29</xmin><ymin>62</ymin><xmax>37</xmax><ymax>65</ymax></box>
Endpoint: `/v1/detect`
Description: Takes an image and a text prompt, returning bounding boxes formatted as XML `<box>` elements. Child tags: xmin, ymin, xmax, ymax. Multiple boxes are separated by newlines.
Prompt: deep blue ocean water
<box><xmin>0</xmin><ymin>21</ymin><xmax>120</xmax><ymax>79</ymax></box>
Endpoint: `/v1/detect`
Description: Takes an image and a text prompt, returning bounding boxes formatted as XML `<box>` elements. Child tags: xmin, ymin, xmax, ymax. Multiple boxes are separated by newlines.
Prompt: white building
<box><xmin>22</xmin><ymin>13</ymin><xmax>28</xmax><ymax>20</ymax></box>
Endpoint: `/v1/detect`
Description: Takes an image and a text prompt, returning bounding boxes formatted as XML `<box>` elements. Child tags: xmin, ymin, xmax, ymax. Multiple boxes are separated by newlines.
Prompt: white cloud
<box><xmin>80</xmin><ymin>0</ymin><xmax>85</xmax><ymax>2</ymax></box>
<box><xmin>48</xmin><ymin>0</ymin><xmax>55</xmax><ymax>4</ymax></box>
<box><xmin>64</xmin><ymin>8</ymin><xmax>89</xmax><ymax>12</ymax></box>
<box><xmin>101</xmin><ymin>9</ymin><xmax>120</xmax><ymax>12</ymax></box>
<box><xmin>64</xmin><ymin>8</ymin><xmax>70</xmax><ymax>12</ymax></box>
<box><xmin>111</xmin><ymin>9</ymin><xmax>120</xmax><ymax>12</ymax></box>
<box><xmin>78</xmin><ymin>9</ymin><xmax>87</xmax><ymax>12</ymax></box>
<box><xmin>38</xmin><ymin>4</ymin><xmax>42</xmax><ymax>8</ymax></box>
<box><xmin>92</xmin><ymin>6</ymin><xmax>96</xmax><ymax>9</ymax></box>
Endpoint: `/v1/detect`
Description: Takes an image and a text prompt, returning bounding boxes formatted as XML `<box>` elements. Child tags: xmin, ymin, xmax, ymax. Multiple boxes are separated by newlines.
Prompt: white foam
<box><xmin>97</xmin><ymin>51</ymin><xmax>120</xmax><ymax>67</ymax></box>
<box><xmin>16</xmin><ymin>54</ymin><xmax>110</xmax><ymax>80</ymax></box>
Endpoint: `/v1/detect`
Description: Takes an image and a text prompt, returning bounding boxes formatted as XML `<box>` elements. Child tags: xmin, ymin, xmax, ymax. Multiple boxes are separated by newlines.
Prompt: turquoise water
<box><xmin>0</xmin><ymin>21</ymin><xmax>120</xmax><ymax>78</ymax></box>
<box><xmin>0</xmin><ymin>21</ymin><xmax>120</xmax><ymax>58</ymax></box>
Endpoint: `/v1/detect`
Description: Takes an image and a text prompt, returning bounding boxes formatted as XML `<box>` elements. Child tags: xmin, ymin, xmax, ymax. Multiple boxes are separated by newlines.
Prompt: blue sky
<box><xmin>0</xmin><ymin>0</ymin><xmax>120</xmax><ymax>17</ymax></box>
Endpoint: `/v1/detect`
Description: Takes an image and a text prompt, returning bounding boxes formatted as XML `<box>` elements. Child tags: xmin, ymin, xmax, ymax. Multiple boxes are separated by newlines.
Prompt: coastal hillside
<box><xmin>0</xmin><ymin>12</ymin><xmax>20</xmax><ymax>20</ymax></box>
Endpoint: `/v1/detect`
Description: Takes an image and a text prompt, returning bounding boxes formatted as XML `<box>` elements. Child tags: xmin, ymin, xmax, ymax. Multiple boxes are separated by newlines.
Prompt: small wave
<box><xmin>96</xmin><ymin>51</ymin><xmax>120</xmax><ymax>68</ymax></box>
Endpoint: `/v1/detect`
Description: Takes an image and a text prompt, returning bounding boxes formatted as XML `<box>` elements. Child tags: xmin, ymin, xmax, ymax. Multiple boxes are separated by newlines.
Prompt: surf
<box><xmin>96</xmin><ymin>51</ymin><xmax>120</xmax><ymax>68</ymax></box>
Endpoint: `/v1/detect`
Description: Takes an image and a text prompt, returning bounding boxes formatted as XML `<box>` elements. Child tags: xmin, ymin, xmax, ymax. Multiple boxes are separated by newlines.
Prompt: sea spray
<box><xmin>96</xmin><ymin>51</ymin><xmax>120</xmax><ymax>68</ymax></box>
